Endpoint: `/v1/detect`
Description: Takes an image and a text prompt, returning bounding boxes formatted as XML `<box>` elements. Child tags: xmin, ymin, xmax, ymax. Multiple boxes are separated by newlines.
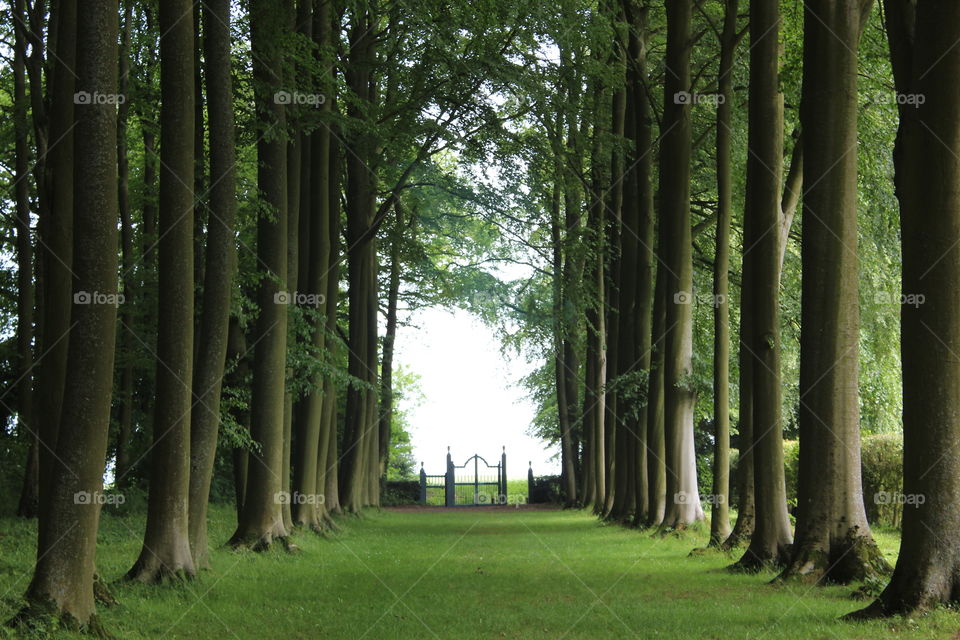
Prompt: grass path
<box><xmin>0</xmin><ymin>505</ymin><xmax>957</xmax><ymax>638</ymax></box>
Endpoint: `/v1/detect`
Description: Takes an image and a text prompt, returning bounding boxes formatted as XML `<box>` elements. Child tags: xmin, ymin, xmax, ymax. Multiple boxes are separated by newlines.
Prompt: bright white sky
<box><xmin>394</xmin><ymin>306</ymin><xmax>561</xmax><ymax>480</ymax></box>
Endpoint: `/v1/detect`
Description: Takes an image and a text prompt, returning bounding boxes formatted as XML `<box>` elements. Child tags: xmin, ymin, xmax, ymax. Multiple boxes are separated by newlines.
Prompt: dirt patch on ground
<box><xmin>383</xmin><ymin>504</ymin><xmax>562</xmax><ymax>513</ymax></box>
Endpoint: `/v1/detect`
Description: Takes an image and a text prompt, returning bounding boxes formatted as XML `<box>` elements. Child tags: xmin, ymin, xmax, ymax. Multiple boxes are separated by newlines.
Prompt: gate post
<box><xmin>500</xmin><ymin>446</ymin><xmax>507</xmax><ymax>504</ymax></box>
<box><xmin>445</xmin><ymin>447</ymin><xmax>455</xmax><ymax>507</ymax></box>
<box><xmin>419</xmin><ymin>462</ymin><xmax>427</xmax><ymax>505</ymax></box>
<box><xmin>527</xmin><ymin>461</ymin><xmax>534</xmax><ymax>504</ymax></box>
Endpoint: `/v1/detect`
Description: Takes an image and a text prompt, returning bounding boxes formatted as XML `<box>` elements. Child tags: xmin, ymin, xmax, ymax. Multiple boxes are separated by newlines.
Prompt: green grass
<box><xmin>1</xmin><ymin>506</ymin><xmax>958</xmax><ymax>639</ymax></box>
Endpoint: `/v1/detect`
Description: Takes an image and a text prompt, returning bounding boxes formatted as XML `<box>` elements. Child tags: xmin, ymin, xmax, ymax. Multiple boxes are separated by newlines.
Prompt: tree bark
<box><xmin>379</xmin><ymin>207</ymin><xmax>403</xmax><ymax>484</ymax></box>
<box><xmin>645</xmin><ymin>259</ymin><xmax>667</xmax><ymax>527</ymax></box>
<box><xmin>188</xmin><ymin>0</ymin><xmax>239</xmax><ymax>569</ymax></box>
<box><xmin>340</xmin><ymin>5</ymin><xmax>380</xmax><ymax>513</ymax></box>
<box><xmin>35</xmin><ymin>0</ymin><xmax>75</xmax><ymax>519</ymax></box>
<box><xmin>292</xmin><ymin>0</ymin><xmax>334</xmax><ymax>531</ymax></box>
<box><xmin>230</xmin><ymin>0</ymin><xmax>292</xmax><ymax>551</ymax></box>
<box><xmin>708</xmin><ymin>0</ymin><xmax>738</xmax><ymax>547</ymax></box>
<box><xmin>113</xmin><ymin>0</ymin><xmax>135</xmax><ymax>493</ymax></box>
<box><xmin>733</xmin><ymin>0</ymin><xmax>793</xmax><ymax>571</ymax></box>
<box><xmin>849</xmin><ymin>0</ymin><xmax>960</xmax><ymax>617</ymax></box>
<box><xmin>660</xmin><ymin>0</ymin><xmax>704</xmax><ymax>530</ymax></box>
<box><xmin>19</xmin><ymin>0</ymin><xmax>118</xmax><ymax>627</ymax></box>
<box><xmin>13</xmin><ymin>0</ymin><xmax>37</xmax><ymax>519</ymax></box>
<box><xmin>128</xmin><ymin>0</ymin><xmax>197</xmax><ymax>582</ymax></box>
<box><xmin>779</xmin><ymin>0</ymin><xmax>886</xmax><ymax>584</ymax></box>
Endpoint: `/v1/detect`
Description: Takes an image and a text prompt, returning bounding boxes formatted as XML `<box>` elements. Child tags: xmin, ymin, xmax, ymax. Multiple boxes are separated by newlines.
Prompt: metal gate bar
<box><xmin>418</xmin><ymin>447</ymin><xmax>507</xmax><ymax>506</ymax></box>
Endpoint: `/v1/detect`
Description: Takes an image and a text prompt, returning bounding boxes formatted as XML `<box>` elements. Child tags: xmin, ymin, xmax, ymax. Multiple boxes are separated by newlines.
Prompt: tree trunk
<box><xmin>779</xmin><ymin>0</ymin><xmax>885</xmax><ymax>584</ymax></box>
<box><xmin>230</xmin><ymin>0</ymin><xmax>292</xmax><ymax>551</ymax></box>
<box><xmin>13</xmin><ymin>0</ymin><xmax>37</xmax><ymax>519</ymax></box>
<box><xmin>128</xmin><ymin>0</ymin><xmax>196</xmax><ymax>582</ymax></box>
<box><xmin>733</xmin><ymin>0</ymin><xmax>792</xmax><ymax>571</ymax></box>
<box><xmin>340</xmin><ymin>6</ymin><xmax>379</xmax><ymax>513</ymax></box>
<box><xmin>660</xmin><ymin>0</ymin><xmax>703</xmax><ymax>530</ymax></box>
<box><xmin>292</xmin><ymin>0</ymin><xmax>333</xmax><ymax>531</ymax></box>
<box><xmin>35</xmin><ymin>0</ymin><xmax>75</xmax><ymax>519</ymax></box>
<box><xmin>379</xmin><ymin>210</ymin><xmax>402</xmax><ymax>483</ymax></box>
<box><xmin>227</xmin><ymin>318</ymin><xmax>251</xmax><ymax>519</ymax></box>
<box><xmin>19</xmin><ymin>0</ymin><xmax>118</xmax><ymax>627</ymax></box>
<box><xmin>113</xmin><ymin>0</ymin><xmax>135</xmax><ymax>492</ymax></box>
<box><xmin>623</xmin><ymin>0</ymin><xmax>655</xmax><ymax>528</ymax></box>
<box><xmin>708</xmin><ymin>0</ymin><xmax>738</xmax><ymax>547</ymax></box>
<box><xmin>551</xmin><ymin>177</ymin><xmax>577</xmax><ymax>507</ymax></box>
<box><xmin>850</xmin><ymin>0</ymin><xmax>960</xmax><ymax>617</ymax></box>
<box><xmin>188</xmin><ymin>0</ymin><xmax>239</xmax><ymax>569</ymax></box>
<box><xmin>645</xmin><ymin>260</ymin><xmax>667</xmax><ymax>528</ymax></box>
<box><xmin>323</xmin><ymin>107</ymin><xmax>343</xmax><ymax>519</ymax></box>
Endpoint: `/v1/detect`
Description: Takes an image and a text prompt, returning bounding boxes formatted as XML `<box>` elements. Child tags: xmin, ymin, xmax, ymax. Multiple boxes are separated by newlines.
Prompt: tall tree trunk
<box><xmin>734</xmin><ymin>0</ymin><xmax>792</xmax><ymax>570</ymax></box>
<box><xmin>227</xmin><ymin>318</ymin><xmax>251</xmax><ymax>519</ymax></box>
<box><xmin>114</xmin><ymin>0</ymin><xmax>134</xmax><ymax>491</ymax></box>
<box><xmin>188</xmin><ymin>0</ymin><xmax>239</xmax><ymax>569</ymax></box>
<box><xmin>292</xmin><ymin>0</ymin><xmax>333</xmax><ymax>531</ymax></box>
<box><xmin>708</xmin><ymin>0</ymin><xmax>738</xmax><ymax>547</ymax></box>
<box><xmin>340</xmin><ymin>6</ymin><xmax>379</xmax><ymax>513</ymax></box>
<box><xmin>779</xmin><ymin>0</ymin><xmax>885</xmax><ymax>584</ymax></box>
<box><xmin>128</xmin><ymin>0</ymin><xmax>196</xmax><ymax>582</ymax></box>
<box><xmin>583</xmin><ymin>85</ymin><xmax>607</xmax><ymax>513</ymax></box>
<box><xmin>379</xmin><ymin>209</ymin><xmax>402</xmax><ymax>483</ymax></box>
<box><xmin>551</xmin><ymin>176</ymin><xmax>577</xmax><ymax>507</ymax></box>
<box><xmin>35</xmin><ymin>0</ymin><xmax>75</xmax><ymax>518</ymax></box>
<box><xmin>230</xmin><ymin>0</ymin><xmax>292</xmax><ymax>551</ymax></box>
<box><xmin>623</xmin><ymin>0</ymin><xmax>655</xmax><ymax>528</ymax></box>
<box><xmin>660</xmin><ymin>0</ymin><xmax>703</xmax><ymax>529</ymax></box>
<box><xmin>605</xmin><ymin>38</ymin><xmax>627</xmax><ymax>517</ymax></box>
<box><xmin>645</xmin><ymin>259</ymin><xmax>667</xmax><ymax>527</ymax></box>
<box><xmin>19</xmin><ymin>0</ymin><xmax>118</xmax><ymax>627</ymax></box>
<box><xmin>323</xmin><ymin>108</ymin><xmax>343</xmax><ymax>519</ymax></box>
<box><xmin>850</xmin><ymin>0</ymin><xmax>960</xmax><ymax>617</ymax></box>
<box><xmin>13</xmin><ymin>0</ymin><xmax>37</xmax><ymax>519</ymax></box>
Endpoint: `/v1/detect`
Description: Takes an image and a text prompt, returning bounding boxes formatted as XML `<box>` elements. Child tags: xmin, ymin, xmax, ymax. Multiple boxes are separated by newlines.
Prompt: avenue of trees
<box><xmin>0</xmin><ymin>0</ymin><xmax>956</xmax><ymax>633</ymax></box>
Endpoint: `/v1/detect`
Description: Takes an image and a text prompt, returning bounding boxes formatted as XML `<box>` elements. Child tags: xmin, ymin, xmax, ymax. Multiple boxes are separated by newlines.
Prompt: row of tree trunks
<box><xmin>292</xmin><ymin>0</ymin><xmax>338</xmax><ymax>533</ymax></box>
<box><xmin>340</xmin><ymin>4</ymin><xmax>381</xmax><ymax>513</ymax></box>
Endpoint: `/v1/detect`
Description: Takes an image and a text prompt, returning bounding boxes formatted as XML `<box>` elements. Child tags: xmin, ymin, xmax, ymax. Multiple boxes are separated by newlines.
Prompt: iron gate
<box><xmin>419</xmin><ymin>447</ymin><xmax>507</xmax><ymax>506</ymax></box>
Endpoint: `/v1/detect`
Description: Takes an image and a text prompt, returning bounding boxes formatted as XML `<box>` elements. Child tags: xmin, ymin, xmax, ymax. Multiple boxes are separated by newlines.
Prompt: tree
<box><xmin>732</xmin><ymin>0</ymin><xmax>792</xmax><ymax>570</ymax></box>
<box><xmin>660</xmin><ymin>0</ymin><xmax>703</xmax><ymax>529</ymax></box>
<box><xmin>18</xmin><ymin>0</ymin><xmax>118</xmax><ymax>627</ymax></box>
<box><xmin>188</xmin><ymin>0</ymin><xmax>240</xmax><ymax>568</ymax></box>
<box><xmin>128</xmin><ymin>0</ymin><xmax>197</xmax><ymax>583</ymax></box>
<box><xmin>340</xmin><ymin>4</ymin><xmax>381</xmax><ymax>513</ymax></box>
<box><xmin>850</xmin><ymin>0</ymin><xmax>960</xmax><ymax>616</ymax></box>
<box><xmin>12</xmin><ymin>0</ymin><xmax>37</xmax><ymax>519</ymax></box>
<box><xmin>779</xmin><ymin>0</ymin><xmax>886</xmax><ymax>584</ymax></box>
<box><xmin>34</xmin><ymin>0</ymin><xmax>75</xmax><ymax>523</ymax></box>
<box><xmin>706</xmin><ymin>0</ymin><xmax>739</xmax><ymax>548</ymax></box>
<box><xmin>291</xmin><ymin>0</ymin><xmax>335</xmax><ymax>532</ymax></box>
<box><xmin>230</xmin><ymin>0</ymin><xmax>293</xmax><ymax>550</ymax></box>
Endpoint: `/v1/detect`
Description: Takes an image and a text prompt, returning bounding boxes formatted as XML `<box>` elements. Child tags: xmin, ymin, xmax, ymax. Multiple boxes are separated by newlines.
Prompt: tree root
<box><xmin>7</xmin><ymin>599</ymin><xmax>111</xmax><ymax>639</ymax></box>
<box><xmin>777</xmin><ymin>531</ymin><xmax>891</xmax><ymax>585</ymax></box>
<box><xmin>728</xmin><ymin>544</ymin><xmax>790</xmax><ymax>573</ymax></box>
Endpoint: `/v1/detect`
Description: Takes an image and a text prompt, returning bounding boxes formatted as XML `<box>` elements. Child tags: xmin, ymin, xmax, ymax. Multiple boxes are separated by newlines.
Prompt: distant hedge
<box><xmin>383</xmin><ymin>480</ymin><xmax>420</xmax><ymax>506</ymax></box>
<box><xmin>781</xmin><ymin>433</ymin><xmax>903</xmax><ymax>528</ymax></box>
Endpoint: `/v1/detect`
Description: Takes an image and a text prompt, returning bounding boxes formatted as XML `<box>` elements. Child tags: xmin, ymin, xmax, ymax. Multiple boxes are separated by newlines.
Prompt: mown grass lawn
<box><xmin>0</xmin><ymin>505</ymin><xmax>956</xmax><ymax>639</ymax></box>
